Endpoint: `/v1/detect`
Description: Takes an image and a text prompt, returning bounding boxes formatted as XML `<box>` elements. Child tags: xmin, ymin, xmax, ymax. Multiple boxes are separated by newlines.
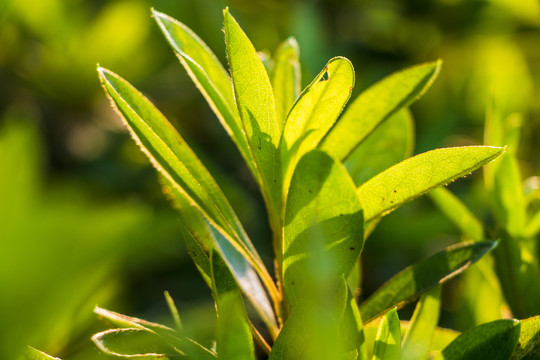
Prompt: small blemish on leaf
<box><xmin>308</xmin><ymin>189</ymin><xmax>312</xmax><ymax>193</ymax></box>
<box><xmin>319</xmin><ymin>71</ymin><xmax>329</xmax><ymax>82</ymax></box>
<box><xmin>393</xmin><ymin>190</ymin><xmax>397</xmax><ymax>193</ymax></box>
<box><xmin>349</xmin><ymin>247</ymin><xmax>355</xmax><ymax>250</ymax></box>
<box><xmin>291</xmin><ymin>281</ymin><xmax>295</xmax><ymax>285</ymax></box>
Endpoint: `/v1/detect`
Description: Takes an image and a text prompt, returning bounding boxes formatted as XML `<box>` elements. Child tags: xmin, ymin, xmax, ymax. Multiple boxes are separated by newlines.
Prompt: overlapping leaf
<box><xmin>272</xmin><ymin>37</ymin><xmax>301</xmax><ymax>125</ymax></box>
<box><xmin>359</xmin><ymin>241</ymin><xmax>497</xmax><ymax>322</ymax></box>
<box><xmin>357</xmin><ymin>146</ymin><xmax>504</xmax><ymax>222</ymax></box>
<box><xmin>320</xmin><ymin>61</ymin><xmax>441</xmax><ymax>161</ymax></box>
<box><xmin>372</xmin><ymin>308</ymin><xmax>401</xmax><ymax>360</ymax></box>
<box><xmin>511</xmin><ymin>316</ymin><xmax>540</xmax><ymax>360</ymax></box>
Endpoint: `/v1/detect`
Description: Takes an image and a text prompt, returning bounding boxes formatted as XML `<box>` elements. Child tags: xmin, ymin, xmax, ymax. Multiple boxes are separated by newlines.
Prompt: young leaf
<box><xmin>283</xmin><ymin>150</ymin><xmax>363</xmax><ymax>307</ymax></box>
<box><xmin>320</xmin><ymin>61</ymin><xmax>441</xmax><ymax>161</ymax></box>
<box><xmin>345</xmin><ymin>109</ymin><xmax>414</xmax><ymax>187</ymax></box>
<box><xmin>211</xmin><ymin>251</ymin><xmax>256</xmax><ymax>360</ymax></box>
<box><xmin>152</xmin><ymin>10</ymin><xmax>258</xmax><ymax>181</ymax></box>
<box><xmin>357</xmin><ymin>146</ymin><xmax>505</xmax><ymax>222</ymax></box>
<box><xmin>164</xmin><ymin>291</ymin><xmax>182</xmax><ymax>332</ymax></box>
<box><xmin>434</xmin><ymin>319</ymin><xmax>520</xmax><ymax>360</ymax></box>
<box><xmin>401</xmin><ymin>285</ymin><xmax>441</xmax><ymax>360</ymax></box>
<box><xmin>280</xmin><ymin>57</ymin><xmax>354</xmax><ymax>189</ymax></box>
<box><xmin>224</xmin><ymin>9</ymin><xmax>281</xmax><ymax>216</ymax></box>
<box><xmin>272</xmin><ymin>37</ymin><xmax>301</xmax><ymax>125</ymax></box>
<box><xmin>24</xmin><ymin>347</ymin><xmax>61</xmax><ymax>360</ymax></box>
<box><xmin>359</xmin><ymin>241</ymin><xmax>497</xmax><ymax>323</ymax></box>
<box><xmin>91</xmin><ymin>328</ymin><xmax>175</xmax><ymax>359</ymax></box>
<box><xmin>511</xmin><ymin>316</ymin><xmax>540</xmax><ymax>360</ymax></box>
<box><xmin>429</xmin><ymin>187</ymin><xmax>484</xmax><ymax>241</ymax></box>
<box><xmin>372</xmin><ymin>308</ymin><xmax>401</xmax><ymax>360</ymax></box>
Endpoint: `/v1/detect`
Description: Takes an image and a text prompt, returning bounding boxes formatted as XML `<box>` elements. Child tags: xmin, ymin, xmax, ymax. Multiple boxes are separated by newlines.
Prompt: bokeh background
<box><xmin>1</xmin><ymin>0</ymin><xmax>539</xmax><ymax>358</ymax></box>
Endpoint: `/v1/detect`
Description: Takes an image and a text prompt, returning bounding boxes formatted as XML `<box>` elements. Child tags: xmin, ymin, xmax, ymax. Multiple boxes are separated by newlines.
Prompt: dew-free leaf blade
<box><xmin>24</xmin><ymin>347</ymin><xmax>62</xmax><ymax>360</ymax></box>
<box><xmin>401</xmin><ymin>285</ymin><xmax>441</xmax><ymax>360</ymax></box>
<box><xmin>224</xmin><ymin>9</ymin><xmax>281</xmax><ymax>215</ymax></box>
<box><xmin>91</xmin><ymin>328</ymin><xmax>175</xmax><ymax>359</ymax></box>
<box><xmin>211</xmin><ymin>251</ymin><xmax>256</xmax><ymax>360</ymax></box>
<box><xmin>511</xmin><ymin>316</ymin><xmax>540</xmax><ymax>360</ymax></box>
<box><xmin>152</xmin><ymin>10</ymin><xmax>257</xmax><ymax>180</ymax></box>
<box><xmin>434</xmin><ymin>319</ymin><xmax>520</xmax><ymax>360</ymax></box>
<box><xmin>359</xmin><ymin>241</ymin><xmax>497</xmax><ymax>323</ymax></box>
<box><xmin>357</xmin><ymin>146</ymin><xmax>505</xmax><ymax>222</ymax></box>
<box><xmin>321</xmin><ymin>61</ymin><xmax>441</xmax><ymax>161</ymax></box>
<box><xmin>283</xmin><ymin>150</ymin><xmax>364</xmax><ymax>307</ymax></box>
<box><xmin>372</xmin><ymin>308</ymin><xmax>401</xmax><ymax>360</ymax></box>
<box><xmin>345</xmin><ymin>109</ymin><xmax>414</xmax><ymax>187</ymax></box>
<box><xmin>272</xmin><ymin>37</ymin><xmax>301</xmax><ymax>125</ymax></box>
<box><xmin>280</xmin><ymin>57</ymin><xmax>354</xmax><ymax>186</ymax></box>
<box><xmin>429</xmin><ymin>187</ymin><xmax>484</xmax><ymax>241</ymax></box>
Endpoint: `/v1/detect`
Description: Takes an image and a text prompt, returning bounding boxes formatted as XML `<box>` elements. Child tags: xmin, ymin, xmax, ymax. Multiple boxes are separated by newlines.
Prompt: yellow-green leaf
<box><xmin>272</xmin><ymin>37</ymin><xmax>301</xmax><ymax>125</ymax></box>
<box><xmin>372</xmin><ymin>308</ymin><xmax>401</xmax><ymax>360</ymax></box>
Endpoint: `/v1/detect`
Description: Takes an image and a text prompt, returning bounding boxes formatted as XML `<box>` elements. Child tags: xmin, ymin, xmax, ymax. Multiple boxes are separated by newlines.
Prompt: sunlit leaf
<box><xmin>152</xmin><ymin>10</ymin><xmax>258</xmax><ymax>181</ymax></box>
<box><xmin>511</xmin><ymin>316</ymin><xmax>540</xmax><ymax>360</ymax></box>
<box><xmin>211</xmin><ymin>251</ymin><xmax>256</xmax><ymax>360</ymax></box>
<box><xmin>321</xmin><ymin>61</ymin><xmax>441</xmax><ymax>161</ymax></box>
<box><xmin>91</xmin><ymin>328</ymin><xmax>174</xmax><ymax>359</ymax></box>
<box><xmin>345</xmin><ymin>109</ymin><xmax>414</xmax><ymax>187</ymax></box>
<box><xmin>357</xmin><ymin>146</ymin><xmax>505</xmax><ymax>222</ymax></box>
<box><xmin>24</xmin><ymin>347</ymin><xmax>61</xmax><ymax>360</ymax></box>
<box><xmin>401</xmin><ymin>285</ymin><xmax>441</xmax><ymax>360</ymax></box>
<box><xmin>223</xmin><ymin>8</ymin><xmax>281</xmax><ymax>216</ymax></box>
<box><xmin>164</xmin><ymin>291</ymin><xmax>182</xmax><ymax>332</ymax></box>
<box><xmin>283</xmin><ymin>150</ymin><xmax>363</xmax><ymax>307</ymax></box>
<box><xmin>429</xmin><ymin>187</ymin><xmax>484</xmax><ymax>241</ymax></box>
<box><xmin>359</xmin><ymin>241</ymin><xmax>497</xmax><ymax>323</ymax></box>
<box><xmin>281</xmin><ymin>57</ymin><xmax>354</xmax><ymax>189</ymax></box>
<box><xmin>434</xmin><ymin>320</ymin><xmax>520</xmax><ymax>360</ymax></box>
<box><xmin>372</xmin><ymin>308</ymin><xmax>401</xmax><ymax>360</ymax></box>
<box><xmin>272</xmin><ymin>37</ymin><xmax>301</xmax><ymax>125</ymax></box>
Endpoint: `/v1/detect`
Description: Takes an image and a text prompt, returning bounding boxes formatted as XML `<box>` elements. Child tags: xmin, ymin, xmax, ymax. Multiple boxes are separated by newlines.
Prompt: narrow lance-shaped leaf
<box><xmin>357</xmin><ymin>146</ymin><xmax>505</xmax><ymax>223</ymax></box>
<box><xmin>164</xmin><ymin>291</ymin><xmax>182</xmax><ymax>332</ymax></box>
<box><xmin>91</xmin><ymin>328</ymin><xmax>175</xmax><ymax>359</ymax></box>
<box><xmin>372</xmin><ymin>308</ymin><xmax>401</xmax><ymax>360</ymax></box>
<box><xmin>429</xmin><ymin>187</ymin><xmax>485</xmax><ymax>241</ymax></box>
<box><xmin>434</xmin><ymin>319</ymin><xmax>520</xmax><ymax>360</ymax></box>
<box><xmin>321</xmin><ymin>60</ymin><xmax>441</xmax><ymax>161</ymax></box>
<box><xmin>283</xmin><ymin>150</ymin><xmax>363</xmax><ymax>307</ymax></box>
<box><xmin>272</xmin><ymin>37</ymin><xmax>301</xmax><ymax>125</ymax></box>
<box><xmin>359</xmin><ymin>241</ymin><xmax>497</xmax><ymax>323</ymax></box>
<box><xmin>24</xmin><ymin>347</ymin><xmax>62</xmax><ymax>360</ymax></box>
<box><xmin>211</xmin><ymin>251</ymin><xmax>256</xmax><ymax>360</ymax></box>
<box><xmin>224</xmin><ymin>9</ymin><xmax>282</xmax><ymax>217</ymax></box>
<box><xmin>345</xmin><ymin>109</ymin><xmax>414</xmax><ymax>187</ymax></box>
<box><xmin>152</xmin><ymin>10</ymin><xmax>258</xmax><ymax>182</ymax></box>
<box><xmin>98</xmin><ymin>68</ymin><xmax>278</xmax><ymax>332</ymax></box>
<box><xmin>280</xmin><ymin>57</ymin><xmax>354</xmax><ymax>191</ymax></box>
<box><xmin>401</xmin><ymin>285</ymin><xmax>441</xmax><ymax>360</ymax></box>
<box><xmin>511</xmin><ymin>315</ymin><xmax>540</xmax><ymax>360</ymax></box>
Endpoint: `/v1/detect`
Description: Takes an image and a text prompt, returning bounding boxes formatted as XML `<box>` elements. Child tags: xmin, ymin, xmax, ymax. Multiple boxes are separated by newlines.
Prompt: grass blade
<box><xmin>401</xmin><ymin>285</ymin><xmax>441</xmax><ymax>360</ymax></box>
<box><xmin>224</xmin><ymin>8</ymin><xmax>282</xmax><ymax>218</ymax></box>
<box><xmin>321</xmin><ymin>61</ymin><xmax>441</xmax><ymax>161</ymax></box>
<box><xmin>357</xmin><ymin>146</ymin><xmax>504</xmax><ymax>222</ymax></box>
<box><xmin>280</xmin><ymin>57</ymin><xmax>354</xmax><ymax>189</ymax></box>
<box><xmin>372</xmin><ymin>308</ymin><xmax>401</xmax><ymax>360</ymax></box>
<box><xmin>283</xmin><ymin>150</ymin><xmax>363</xmax><ymax>307</ymax></box>
<box><xmin>272</xmin><ymin>37</ymin><xmax>301</xmax><ymax>125</ymax></box>
<box><xmin>152</xmin><ymin>10</ymin><xmax>258</xmax><ymax>181</ymax></box>
<box><xmin>211</xmin><ymin>251</ymin><xmax>256</xmax><ymax>360</ymax></box>
<box><xmin>345</xmin><ymin>109</ymin><xmax>414</xmax><ymax>187</ymax></box>
<box><xmin>359</xmin><ymin>241</ymin><xmax>497</xmax><ymax>323</ymax></box>
<box><xmin>434</xmin><ymin>319</ymin><xmax>520</xmax><ymax>360</ymax></box>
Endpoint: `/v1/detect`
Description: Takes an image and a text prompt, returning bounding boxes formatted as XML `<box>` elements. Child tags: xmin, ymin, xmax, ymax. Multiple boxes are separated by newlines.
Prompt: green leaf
<box><xmin>372</xmin><ymin>308</ymin><xmax>401</xmax><ymax>360</ymax></box>
<box><xmin>24</xmin><ymin>347</ymin><xmax>61</xmax><ymax>360</ymax></box>
<box><xmin>164</xmin><ymin>291</ymin><xmax>182</xmax><ymax>333</ymax></box>
<box><xmin>283</xmin><ymin>150</ymin><xmax>364</xmax><ymax>307</ymax></box>
<box><xmin>429</xmin><ymin>187</ymin><xmax>484</xmax><ymax>241</ymax></box>
<box><xmin>272</xmin><ymin>37</ymin><xmax>301</xmax><ymax>125</ymax></box>
<box><xmin>511</xmin><ymin>316</ymin><xmax>540</xmax><ymax>360</ymax></box>
<box><xmin>434</xmin><ymin>319</ymin><xmax>521</xmax><ymax>360</ymax></box>
<box><xmin>211</xmin><ymin>251</ymin><xmax>256</xmax><ymax>360</ymax></box>
<box><xmin>223</xmin><ymin>8</ymin><xmax>281</xmax><ymax>215</ymax></box>
<box><xmin>343</xmin><ymin>288</ymin><xmax>368</xmax><ymax>360</ymax></box>
<box><xmin>152</xmin><ymin>10</ymin><xmax>258</xmax><ymax>181</ymax></box>
<box><xmin>359</xmin><ymin>241</ymin><xmax>497</xmax><ymax>323</ymax></box>
<box><xmin>526</xmin><ymin>210</ymin><xmax>540</xmax><ymax>237</ymax></box>
<box><xmin>320</xmin><ymin>61</ymin><xmax>441</xmax><ymax>161</ymax></box>
<box><xmin>345</xmin><ymin>109</ymin><xmax>414</xmax><ymax>187</ymax></box>
<box><xmin>357</xmin><ymin>146</ymin><xmax>505</xmax><ymax>222</ymax></box>
<box><xmin>98</xmin><ymin>68</ymin><xmax>278</xmax><ymax>337</ymax></box>
<box><xmin>280</xmin><ymin>57</ymin><xmax>354</xmax><ymax>188</ymax></box>
<box><xmin>401</xmin><ymin>285</ymin><xmax>441</xmax><ymax>360</ymax></box>
<box><xmin>91</xmin><ymin>328</ymin><xmax>175</xmax><ymax>359</ymax></box>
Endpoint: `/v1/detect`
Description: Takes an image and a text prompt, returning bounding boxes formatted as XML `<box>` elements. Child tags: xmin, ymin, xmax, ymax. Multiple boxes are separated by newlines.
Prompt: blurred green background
<box><xmin>1</xmin><ymin>0</ymin><xmax>539</xmax><ymax>358</ymax></box>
